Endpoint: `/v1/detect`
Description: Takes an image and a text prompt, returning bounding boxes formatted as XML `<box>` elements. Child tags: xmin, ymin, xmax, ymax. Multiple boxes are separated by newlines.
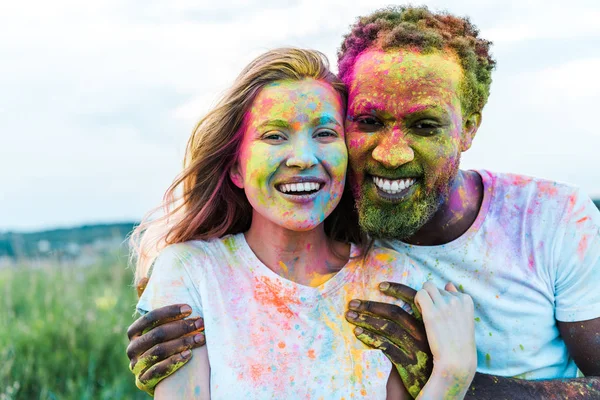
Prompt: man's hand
<box><xmin>127</xmin><ymin>277</ymin><xmax>206</xmax><ymax>396</ymax></box>
<box><xmin>345</xmin><ymin>281</ymin><xmax>433</xmax><ymax>398</ymax></box>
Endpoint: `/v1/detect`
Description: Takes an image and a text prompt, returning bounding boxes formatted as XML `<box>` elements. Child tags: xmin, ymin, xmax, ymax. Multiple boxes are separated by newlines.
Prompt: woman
<box><xmin>133</xmin><ymin>48</ymin><xmax>476</xmax><ymax>399</ymax></box>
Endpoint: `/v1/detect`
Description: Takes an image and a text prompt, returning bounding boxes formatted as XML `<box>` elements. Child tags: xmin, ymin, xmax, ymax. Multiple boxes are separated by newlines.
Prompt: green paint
<box><xmin>485</xmin><ymin>353</ymin><xmax>491</xmax><ymax>367</ymax></box>
<box><xmin>403</xmin><ymin>350</ymin><xmax>430</xmax><ymax>398</ymax></box>
<box><xmin>474</xmin><ymin>317</ymin><xmax>480</xmax><ymax>322</ymax></box>
<box><xmin>458</xmin><ymin>284</ymin><xmax>464</xmax><ymax>292</ymax></box>
<box><xmin>519</xmin><ymin>344</ymin><xmax>525</xmax><ymax>351</ymax></box>
<box><xmin>489</xmin><ymin>332</ymin><xmax>492</xmax><ymax>336</ymax></box>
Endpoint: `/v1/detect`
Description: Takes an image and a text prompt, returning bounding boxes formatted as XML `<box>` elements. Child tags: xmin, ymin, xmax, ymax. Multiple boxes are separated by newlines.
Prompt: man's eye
<box><xmin>414</xmin><ymin>122</ymin><xmax>437</xmax><ymax>129</ymax></box>
<box><xmin>355</xmin><ymin>116</ymin><xmax>382</xmax><ymax>126</ymax></box>
<box><xmin>412</xmin><ymin>121</ymin><xmax>441</xmax><ymax>136</ymax></box>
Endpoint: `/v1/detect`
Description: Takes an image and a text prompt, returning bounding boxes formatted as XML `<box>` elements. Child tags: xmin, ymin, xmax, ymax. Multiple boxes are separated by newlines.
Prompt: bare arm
<box><xmin>464</xmin><ymin>318</ymin><xmax>600</xmax><ymax>399</ymax></box>
<box><xmin>155</xmin><ymin>346</ymin><xmax>211</xmax><ymax>400</ymax></box>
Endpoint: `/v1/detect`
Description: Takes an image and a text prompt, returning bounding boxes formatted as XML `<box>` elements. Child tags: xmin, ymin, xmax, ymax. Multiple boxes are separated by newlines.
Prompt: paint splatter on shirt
<box><xmin>137</xmin><ymin>233</ymin><xmax>424</xmax><ymax>399</ymax></box>
<box><xmin>380</xmin><ymin>170</ymin><xmax>600</xmax><ymax>380</ymax></box>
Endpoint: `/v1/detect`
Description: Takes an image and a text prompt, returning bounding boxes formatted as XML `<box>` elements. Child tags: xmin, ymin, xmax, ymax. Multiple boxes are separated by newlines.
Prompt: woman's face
<box><xmin>231</xmin><ymin>78</ymin><xmax>347</xmax><ymax>231</ymax></box>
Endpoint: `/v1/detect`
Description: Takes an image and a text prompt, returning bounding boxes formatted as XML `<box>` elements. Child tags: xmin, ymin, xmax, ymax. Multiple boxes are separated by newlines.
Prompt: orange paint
<box><xmin>253</xmin><ymin>276</ymin><xmax>301</xmax><ymax>319</ymax></box>
<box><xmin>278</xmin><ymin>341</ymin><xmax>286</xmax><ymax>349</ymax></box>
<box><xmin>577</xmin><ymin>235</ymin><xmax>589</xmax><ymax>261</ymax></box>
<box><xmin>308</xmin><ymin>349</ymin><xmax>316</xmax><ymax>359</ymax></box>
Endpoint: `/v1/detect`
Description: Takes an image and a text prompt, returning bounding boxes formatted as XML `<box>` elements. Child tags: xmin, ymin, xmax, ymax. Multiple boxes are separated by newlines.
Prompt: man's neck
<box><xmin>404</xmin><ymin>170</ymin><xmax>484</xmax><ymax>246</ymax></box>
<box><xmin>244</xmin><ymin>214</ymin><xmax>349</xmax><ymax>286</ymax></box>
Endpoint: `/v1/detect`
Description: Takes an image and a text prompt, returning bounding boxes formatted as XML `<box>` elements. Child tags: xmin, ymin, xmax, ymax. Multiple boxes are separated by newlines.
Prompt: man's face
<box><xmin>345</xmin><ymin>49</ymin><xmax>469</xmax><ymax>240</ymax></box>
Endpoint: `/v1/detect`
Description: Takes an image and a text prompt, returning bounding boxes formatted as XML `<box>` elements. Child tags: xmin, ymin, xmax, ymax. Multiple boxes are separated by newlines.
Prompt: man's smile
<box><xmin>369</xmin><ymin>175</ymin><xmax>419</xmax><ymax>202</ymax></box>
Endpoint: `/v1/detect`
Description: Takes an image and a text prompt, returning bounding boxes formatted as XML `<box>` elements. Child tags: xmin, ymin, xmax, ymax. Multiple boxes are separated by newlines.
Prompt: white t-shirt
<box><xmin>380</xmin><ymin>170</ymin><xmax>600</xmax><ymax>380</ymax></box>
<box><xmin>137</xmin><ymin>234</ymin><xmax>424</xmax><ymax>399</ymax></box>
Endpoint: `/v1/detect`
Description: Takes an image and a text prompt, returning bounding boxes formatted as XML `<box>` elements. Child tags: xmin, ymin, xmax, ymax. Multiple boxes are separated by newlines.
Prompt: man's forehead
<box><xmin>348</xmin><ymin>48</ymin><xmax>463</xmax><ymax>90</ymax></box>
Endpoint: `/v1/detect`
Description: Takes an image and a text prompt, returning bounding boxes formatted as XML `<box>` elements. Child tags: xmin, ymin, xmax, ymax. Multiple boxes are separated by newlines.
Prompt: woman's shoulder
<box><xmin>156</xmin><ymin>233</ymin><xmax>243</xmax><ymax>266</ymax></box>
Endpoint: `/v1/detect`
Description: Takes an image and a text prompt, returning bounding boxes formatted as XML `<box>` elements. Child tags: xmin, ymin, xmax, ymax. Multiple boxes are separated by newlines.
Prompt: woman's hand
<box><xmin>127</xmin><ymin>277</ymin><xmax>206</xmax><ymax>395</ymax></box>
<box><xmin>415</xmin><ymin>281</ymin><xmax>476</xmax><ymax>399</ymax></box>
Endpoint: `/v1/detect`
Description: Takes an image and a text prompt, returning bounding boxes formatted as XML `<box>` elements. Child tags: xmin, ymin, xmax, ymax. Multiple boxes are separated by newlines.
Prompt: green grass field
<box><xmin>0</xmin><ymin>255</ymin><xmax>147</xmax><ymax>400</ymax></box>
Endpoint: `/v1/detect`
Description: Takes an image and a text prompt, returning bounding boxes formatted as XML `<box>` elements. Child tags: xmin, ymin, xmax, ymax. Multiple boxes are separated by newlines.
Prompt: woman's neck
<box><xmin>244</xmin><ymin>213</ymin><xmax>350</xmax><ymax>287</ymax></box>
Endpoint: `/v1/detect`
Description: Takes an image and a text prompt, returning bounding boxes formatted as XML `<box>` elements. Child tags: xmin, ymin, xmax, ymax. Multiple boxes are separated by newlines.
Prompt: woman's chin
<box><xmin>280</xmin><ymin>219</ymin><xmax>323</xmax><ymax>232</ymax></box>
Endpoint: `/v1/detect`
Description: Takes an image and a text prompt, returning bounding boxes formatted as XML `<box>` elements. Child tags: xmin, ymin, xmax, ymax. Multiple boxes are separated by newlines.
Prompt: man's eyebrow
<box><xmin>311</xmin><ymin>115</ymin><xmax>342</xmax><ymax>128</ymax></box>
<box><xmin>256</xmin><ymin>119</ymin><xmax>290</xmax><ymax>130</ymax></box>
<box><xmin>350</xmin><ymin>99</ymin><xmax>446</xmax><ymax>115</ymax></box>
<box><xmin>348</xmin><ymin>98</ymin><xmax>385</xmax><ymax>111</ymax></box>
<box><xmin>405</xmin><ymin>104</ymin><xmax>445</xmax><ymax>114</ymax></box>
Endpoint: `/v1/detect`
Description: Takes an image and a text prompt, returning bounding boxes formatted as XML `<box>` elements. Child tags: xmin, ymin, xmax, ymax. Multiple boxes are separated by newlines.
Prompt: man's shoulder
<box><xmin>482</xmin><ymin>170</ymin><xmax>578</xmax><ymax>198</ymax></box>
<box><xmin>480</xmin><ymin>170</ymin><xmax>581</xmax><ymax>211</ymax></box>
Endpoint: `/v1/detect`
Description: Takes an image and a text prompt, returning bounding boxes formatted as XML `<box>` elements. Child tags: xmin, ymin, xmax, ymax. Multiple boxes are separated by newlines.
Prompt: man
<box><xmin>126</xmin><ymin>6</ymin><xmax>600</xmax><ymax>398</ymax></box>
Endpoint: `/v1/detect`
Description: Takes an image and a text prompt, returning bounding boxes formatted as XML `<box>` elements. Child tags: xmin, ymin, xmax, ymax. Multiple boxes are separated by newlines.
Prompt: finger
<box><xmin>347</xmin><ymin>300</ymin><xmax>425</xmax><ymax>342</ymax></box>
<box><xmin>379</xmin><ymin>281</ymin><xmax>417</xmax><ymax>305</ymax></box>
<box><xmin>138</xmin><ymin>350</ymin><xmax>193</xmax><ymax>392</ymax></box>
<box><xmin>414</xmin><ymin>289</ymin><xmax>434</xmax><ymax>317</ymax></box>
<box><xmin>133</xmin><ymin>331</ymin><xmax>205</xmax><ymax>375</ymax></box>
<box><xmin>127</xmin><ymin>317</ymin><xmax>203</xmax><ymax>362</ymax></box>
<box><xmin>136</xmin><ymin>277</ymin><xmax>149</xmax><ymax>298</ymax></box>
<box><xmin>422</xmin><ymin>281</ymin><xmax>443</xmax><ymax>304</ymax></box>
<box><xmin>445</xmin><ymin>282</ymin><xmax>458</xmax><ymax>292</ymax></box>
<box><xmin>345</xmin><ymin>309</ymin><xmax>426</xmax><ymax>345</ymax></box>
<box><xmin>127</xmin><ymin>304</ymin><xmax>193</xmax><ymax>340</ymax></box>
<box><xmin>353</xmin><ymin>327</ymin><xmax>412</xmax><ymax>365</ymax></box>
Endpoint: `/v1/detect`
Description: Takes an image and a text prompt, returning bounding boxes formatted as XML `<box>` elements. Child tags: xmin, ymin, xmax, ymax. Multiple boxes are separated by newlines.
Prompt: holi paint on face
<box><xmin>233</xmin><ymin>79</ymin><xmax>347</xmax><ymax>231</ymax></box>
<box><xmin>345</xmin><ymin>49</ymin><xmax>468</xmax><ymax>240</ymax></box>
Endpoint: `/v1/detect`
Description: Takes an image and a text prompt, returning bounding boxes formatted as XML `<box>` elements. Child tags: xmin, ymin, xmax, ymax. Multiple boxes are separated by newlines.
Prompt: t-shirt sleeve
<box><xmin>136</xmin><ymin>244</ymin><xmax>203</xmax><ymax>319</ymax></box>
<box><xmin>553</xmin><ymin>188</ymin><xmax>600</xmax><ymax>322</ymax></box>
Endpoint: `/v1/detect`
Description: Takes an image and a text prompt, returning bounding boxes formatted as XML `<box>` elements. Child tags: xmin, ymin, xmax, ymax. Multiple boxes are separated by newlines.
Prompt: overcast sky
<box><xmin>1</xmin><ymin>0</ymin><xmax>599</xmax><ymax>231</ymax></box>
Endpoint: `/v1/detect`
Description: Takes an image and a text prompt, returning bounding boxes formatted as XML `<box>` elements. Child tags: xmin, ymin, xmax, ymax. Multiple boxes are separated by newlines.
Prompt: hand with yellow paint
<box><xmin>126</xmin><ymin>277</ymin><xmax>206</xmax><ymax>396</ymax></box>
<box><xmin>346</xmin><ymin>281</ymin><xmax>476</xmax><ymax>399</ymax></box>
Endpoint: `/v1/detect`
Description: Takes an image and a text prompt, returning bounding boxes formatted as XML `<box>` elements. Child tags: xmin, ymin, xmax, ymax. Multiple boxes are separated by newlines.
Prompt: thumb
<box><xmin>136</xmin><ymin>277</ymin><xmax>149</xmax><ymax>298</ymax></box>
<box><xmin>445</xmin><ymin>282</ymin><xmax>458</xmax><ymax>292</ymax></box>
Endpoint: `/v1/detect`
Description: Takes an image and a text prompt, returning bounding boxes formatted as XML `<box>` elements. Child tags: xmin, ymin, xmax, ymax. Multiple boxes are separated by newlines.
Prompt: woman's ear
<box><xmin>229</xmin><ymin>163</ymin><xmax>244</xmax><ymax>189</ymax></box>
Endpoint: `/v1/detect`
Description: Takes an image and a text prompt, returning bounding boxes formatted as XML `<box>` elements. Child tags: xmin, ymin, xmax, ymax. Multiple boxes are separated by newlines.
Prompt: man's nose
<box><xmin>286</xmin><ymin>138</ymin><xmax>318</xmax><ymax>169</ymax></box>
<box><xmin>371</xmin><ymin>128</ymin><xmax>414</xmax><ymax>168</ymax></box>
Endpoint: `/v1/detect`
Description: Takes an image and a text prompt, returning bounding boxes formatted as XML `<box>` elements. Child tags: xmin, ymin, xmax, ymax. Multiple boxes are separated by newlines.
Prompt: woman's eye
<box><xmin>263</xmin><ymin>132</ymin><xmax>285</xmax><ymax>141</ymax></box>
<box><xmin>314</xmin><ymin>130</ymin><xmax>338</xmax><ymax>138</ymax></box>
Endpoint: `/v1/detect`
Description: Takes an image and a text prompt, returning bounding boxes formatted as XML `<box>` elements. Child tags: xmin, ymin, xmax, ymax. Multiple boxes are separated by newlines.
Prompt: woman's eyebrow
<box><xmin>256</xmin><ymin>119</ymin><xmax>290</xmax><ymax>130</ymax></box>
<box><xmin>311</xmin><ymin>115</ymin><xmax>342</xmax><ymax>128</ymax></box>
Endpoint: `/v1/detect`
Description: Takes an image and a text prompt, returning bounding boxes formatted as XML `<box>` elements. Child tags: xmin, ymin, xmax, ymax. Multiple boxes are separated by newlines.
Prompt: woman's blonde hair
<box><xmin>130</xmin><ymin>48</ymin><xmax>363</xmax><ymax>283</ymax></box>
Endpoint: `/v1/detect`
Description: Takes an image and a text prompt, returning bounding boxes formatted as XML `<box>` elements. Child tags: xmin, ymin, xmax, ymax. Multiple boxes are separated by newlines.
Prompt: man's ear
<box><xmin>461</xmin><ymin>112</ymin><xmax>482</xmax><ymax>152</ymax></box>
<box><xmin>229</xmin><ymin>162</ymin><xmax>244</xmax><ymax>189</ymax></box>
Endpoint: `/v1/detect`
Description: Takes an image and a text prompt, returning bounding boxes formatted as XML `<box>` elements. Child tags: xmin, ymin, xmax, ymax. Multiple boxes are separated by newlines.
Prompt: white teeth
<box><xmin>372</xmin><ymin>176</ymin><xmax>416</xmax><ymax>194</ymax></box>
<box><xmin>278</xmin><ymin>181</ymin><xmax>321</xmax><ymax>193</ymax></box>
